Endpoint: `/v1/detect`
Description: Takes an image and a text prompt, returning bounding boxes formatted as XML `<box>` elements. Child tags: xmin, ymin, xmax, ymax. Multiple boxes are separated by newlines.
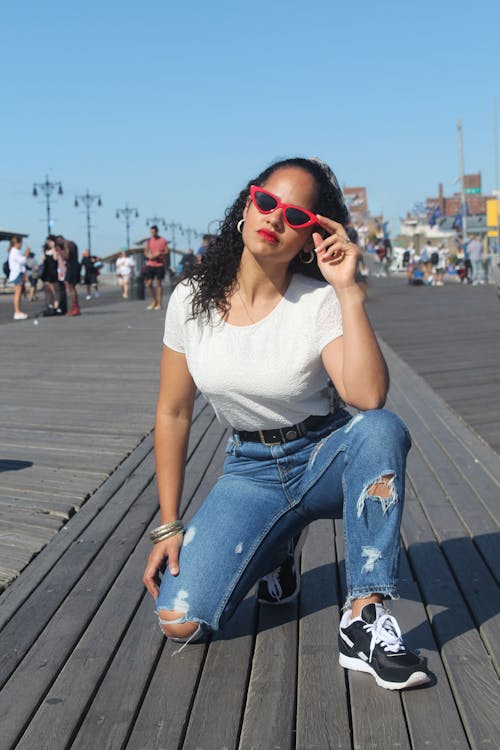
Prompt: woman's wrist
<box><xmin>334</xmin><ymin>283</ymin><xmax>366</xmax><ymax>305</ymax></box>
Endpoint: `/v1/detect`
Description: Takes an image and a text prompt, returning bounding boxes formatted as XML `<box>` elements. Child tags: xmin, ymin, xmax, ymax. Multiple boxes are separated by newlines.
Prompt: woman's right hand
<box><xmin>142</xmin><ymin>533</ymin><xmax>184</xmax><ymax>600</ymax></box>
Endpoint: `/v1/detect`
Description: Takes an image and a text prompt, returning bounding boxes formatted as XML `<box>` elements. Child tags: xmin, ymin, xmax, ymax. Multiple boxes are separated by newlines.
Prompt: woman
<box><xmin>8</xmin><ymin>236</ymin><xmax>30</xmax><ymax>320</ymax></box>
<box><xmin>40</xmin><ymin>236</ymin><xmax>62</xmax><ymax>314</ymax></box>
<box><xmin>116</xmin><ymin>251</ymin><xmax>135</xmax><ymax>298</ymax></box>
<box><xmin>143</xmin><ymin>157</ymin><xmax>430</xmax><ymax>690</ymax></box>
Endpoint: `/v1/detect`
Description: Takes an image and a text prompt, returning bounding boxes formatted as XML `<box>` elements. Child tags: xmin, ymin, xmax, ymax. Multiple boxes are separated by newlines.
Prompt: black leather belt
<box><xmin>233</xmin><ymin>414</ymin><xmax>331</xmax><ymax>445</ymax></box>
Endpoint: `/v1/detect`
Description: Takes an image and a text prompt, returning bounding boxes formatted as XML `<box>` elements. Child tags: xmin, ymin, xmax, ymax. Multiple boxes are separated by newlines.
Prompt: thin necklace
<box><xmin>237</xmin><ymin>288</ymin><xmax>256</xmax><ymax>324</ymax></box>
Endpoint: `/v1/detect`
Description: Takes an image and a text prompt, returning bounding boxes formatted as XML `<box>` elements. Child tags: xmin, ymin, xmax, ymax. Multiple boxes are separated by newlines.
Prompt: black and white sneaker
<box><xmin>338</xmin><ymin>603</ymin><xmax>431</xmax><ymax>690</ymax></box>
<box><xmin>257</xmin><ymin>532</ymin><xmax>306</xmax><ymax>605</ymax></box>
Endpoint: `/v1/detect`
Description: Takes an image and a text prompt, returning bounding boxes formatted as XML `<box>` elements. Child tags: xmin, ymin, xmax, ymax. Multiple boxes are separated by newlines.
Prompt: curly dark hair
<box><xmin>186</xmin><ymin>157</ymin><xmax>350</xmax><ymax>319</ymax></box>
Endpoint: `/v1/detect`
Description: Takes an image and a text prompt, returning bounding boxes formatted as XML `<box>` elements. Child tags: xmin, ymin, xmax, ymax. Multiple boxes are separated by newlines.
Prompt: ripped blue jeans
<box><xmin>155</xmin><ymin>408</ymin><xmax>411</xmax><ymax>639</ymax></box>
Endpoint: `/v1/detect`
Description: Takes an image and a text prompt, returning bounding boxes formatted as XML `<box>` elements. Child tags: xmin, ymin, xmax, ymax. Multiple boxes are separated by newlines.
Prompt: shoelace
<box><xmin>364</xmin><ymin>613</ymin><xmax>405</xmax><ymax>662</ymax></box>
<box><xmin>263</xmin><ymin>568</ymin><xmax>283</xmax><ymax>600</ymax></box>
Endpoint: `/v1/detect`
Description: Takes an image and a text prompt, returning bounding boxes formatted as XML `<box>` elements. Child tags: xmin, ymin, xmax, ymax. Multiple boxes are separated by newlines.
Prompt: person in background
<box><xmin>434</xmin><ymin>243</ymin><xmax>448</xmax><ymax>287</ymax></box>
<box><xmin>467</xmin><ymin>235</ymin><xmax>484</xmax><ymax>285</ymax></box>
<box><xmin>26</xmin><ymin>251</ymin><xmax>40</xmax><ymax>301</ymax></box>
<box><xmin>196</xmin><ymin>234</ymin><xmax>213</xmax><ymax>263</ymax></box>
<box><xmin>40</xmin><ymin>236</ymin><xmax>62</xmax><ymax>315</ymax></box>
<box><xmin>116</xmin><ymin>251</ymin><xmax>135</xmax><ymax>299</ymax></box>
<box><xmin>144</xmin><ymin>225</ymin><xmax>169</xmax><ymax>310</ymax></box>
<box><xmin>81</xmin><ymin>249</ymin><xmax>101</xmax><ymax>299</ymax></box>
<box><xmin>56</xmin><ymin>235</ymin><xmax>81</xmax><ymax>316</ymax></box>
<box><xmin>8</xmin><ymin>236</ymin><xmax>30</xmax><ymax>320</ymax></box>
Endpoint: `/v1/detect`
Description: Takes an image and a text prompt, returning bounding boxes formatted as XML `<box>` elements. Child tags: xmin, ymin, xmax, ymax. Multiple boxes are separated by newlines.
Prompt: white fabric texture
<box><xmin>163</xmin><ymin>274</ymin><xmax>343</xmax><ymax>431</ymax></box>
<box><xmin>8</xmin><ymin>247</ymin><xmax>27</xmax><ymax>281</ymax></box>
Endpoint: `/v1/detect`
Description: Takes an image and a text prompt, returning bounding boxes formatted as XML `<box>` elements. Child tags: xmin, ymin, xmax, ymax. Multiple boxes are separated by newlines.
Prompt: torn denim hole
<box><xmin>356</xmin><ymin>473</ymin><xmax>397</xmax><ymax>518</ymax></box>
<box><xmin>361</xmin><ymin>546</ymin><xmax>383</xmax><ymax>573</ymax></box>
<box><xmin>344</xmin><ymin>413</ymin><xmax>364</xmax><ymax>434</ymax></box>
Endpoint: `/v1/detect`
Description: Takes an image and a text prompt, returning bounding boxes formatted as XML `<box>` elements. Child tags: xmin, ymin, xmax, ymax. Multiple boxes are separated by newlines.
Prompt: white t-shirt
<box><xmin>116</xmin><ymin>256</ymin><xmax>135</xmax><ymax>276</ymax></box>
<box><xmin>163</xmin><ymin>274</ymin><xmax>343</xmax><ymax>430</ymax></box>
<box><xmin>8</xmin><ymin>247</ymin><xmax>27</xmax><ymax>281</ymax></box>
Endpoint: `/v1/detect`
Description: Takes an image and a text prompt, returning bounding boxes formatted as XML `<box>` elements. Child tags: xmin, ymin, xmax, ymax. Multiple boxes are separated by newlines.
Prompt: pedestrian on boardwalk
<box><xmin>81</xmin><ymin>250</ymin><xmax>101</xmax><ymax>299</ymax></box>
<box><xmin>40</xmin><ymin>236</ymin><xmax>63</xmax><ymax>315</ymax></box>
<box><xmin>143</xmin><ymin>157</ymin><xmax>431</xmax><ymax>691</ymax></box>
<box><xmin>116</xmin><ymin>251</ymin><xmax>135</xmax><ymax>298</ymax></box>
<box><xmin>434</xmin><ymin>243</ymin><xmax>448</xmax><ymax>286</ymax></box>
<box><xmin>8</xmin><ymin>236</ymin><xmax>30</xmax><ymax>320</ymax></box>
<box><xmin>144</xmin><ymin>225</ymin><xmax>170</xmax><ymax>310</ymax></box>
<box><xmin>25</xmin><ymin>251</ymin><xmax>40</xmax><ymax>301</ymax></box>
<box><xmin>56</xmin><ymin>235</ymin><xmax>81</xmax><ymax>316</ymax></box>
<box><xmin>467</xmin><ymin>235</ymin><xmax>484</xmax><ymax>285</ymax></box>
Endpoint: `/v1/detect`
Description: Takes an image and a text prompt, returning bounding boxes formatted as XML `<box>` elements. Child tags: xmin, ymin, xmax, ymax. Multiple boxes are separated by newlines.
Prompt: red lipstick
<box><xmin>257</xmin><ymin>229</ymin><xmax>279</xmax><ymax>244</ymax></box>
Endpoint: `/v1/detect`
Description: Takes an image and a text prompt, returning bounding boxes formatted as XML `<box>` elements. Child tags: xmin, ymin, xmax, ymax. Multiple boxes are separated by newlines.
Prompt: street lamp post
<box><xmin>32</xmin><ymin>175</ymin><xmax>63</xmax><ymax>236</ymax></box>
<box><xmin>183</xmin><ymin>226</ymin><xmax>200</xmax><ymax>249</ymax></box>
<box><xmin>457</xmin><ymin>119</ymin><xmax>468</xmax><ymax>243</ymax></box>
<box><xmin>116</xmin><ymin>205</ymin><xmax>139</xmax><ymax>250</ymax></box>
<box><xmin>146</xmin><ymin>216</ymin><xmax>167</xmax><ymax>230</ymax></box>
<box><xmin>74</xmin><ymin>190</ymin><xmax>102</xmax><ymax>251</ymax></box>
<box><xmin>165</xmin><ymin>221</ymin><xmax>183</xmax><ymax>250</ymax></box>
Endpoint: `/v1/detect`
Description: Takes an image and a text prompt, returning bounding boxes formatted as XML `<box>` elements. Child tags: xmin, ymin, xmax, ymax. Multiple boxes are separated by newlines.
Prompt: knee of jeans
<box><xmin>156</xmin><ymin>608</ymin><xmax>200</xmax><ymax>639</ymax></box>
<box><xmin>352</xmin><ymin>408</ymin><xmax>410</xmax><ymax>445</ymax></box>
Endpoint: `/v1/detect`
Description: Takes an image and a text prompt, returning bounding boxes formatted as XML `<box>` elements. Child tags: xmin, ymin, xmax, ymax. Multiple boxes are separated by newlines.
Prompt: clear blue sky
<box><xmin>2</xmin><ymin>0</ymin><xmax>499</xmax><ymax>256</ymax></box>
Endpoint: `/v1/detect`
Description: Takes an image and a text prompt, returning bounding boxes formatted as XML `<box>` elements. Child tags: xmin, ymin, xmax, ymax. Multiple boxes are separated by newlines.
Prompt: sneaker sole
<box><xmin>257</xmin><ymin>529</ymin><xmax>308</xmax><ymax>606</ymax></box>
<box><xmin>338</xmin><ymin>653</ymin><xmax>431</xmax><ymax>690</ymax></box>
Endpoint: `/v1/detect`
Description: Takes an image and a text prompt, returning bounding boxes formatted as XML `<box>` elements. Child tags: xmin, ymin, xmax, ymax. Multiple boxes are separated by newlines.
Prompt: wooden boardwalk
<box><xmin>0</xmin><ymin>281</ymin><xmax>499</xmax><ymax>749</ymax></box>
<box><xmin>0</xmin><ymin>289</ymin><xmax>163</xmax><ymax>590</ymax></box>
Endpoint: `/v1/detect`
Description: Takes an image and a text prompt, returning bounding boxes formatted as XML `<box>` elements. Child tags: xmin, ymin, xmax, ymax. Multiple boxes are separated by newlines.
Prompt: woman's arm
<box><xmin>313</xmin><ymin>216</ymin><xmax>389</xmax><ymax>411</ymax></box>
<box><xmin>154</xmin><ymin>345</ymin><xmax>196</xmax><ymax>521</ymax></box>
<box><xmin>143</xmin><ymin>344</ymin><xmax>197</xmax><ymax>599</ymax></box>
<box><xmin>321</xmin><ymin>286</ymin><xmax>389</xmax><ymax>410</ymax></box>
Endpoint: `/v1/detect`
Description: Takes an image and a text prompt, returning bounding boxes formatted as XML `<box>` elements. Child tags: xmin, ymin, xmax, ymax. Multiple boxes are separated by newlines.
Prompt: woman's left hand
<box><xmin>312</xmin><ymin>215</ymin><xmax>361</xmax><ymax>289</ymax></box>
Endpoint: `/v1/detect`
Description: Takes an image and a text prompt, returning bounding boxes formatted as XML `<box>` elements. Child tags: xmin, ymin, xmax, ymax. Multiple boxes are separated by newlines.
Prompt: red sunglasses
<box><xmin>250</xmin><ymin>185</ymin><xmax>317</xmax><ymax>229</ymax></box>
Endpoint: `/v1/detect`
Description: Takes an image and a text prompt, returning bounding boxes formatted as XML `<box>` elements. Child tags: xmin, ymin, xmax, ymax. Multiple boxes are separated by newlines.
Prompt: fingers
<box><xmin>142</xmin><ymin>536</ymin><xmax>183</xmax><ymax>600</ymax></box>
<box><xmin>143</xmin><ymin>556</ymin><xmax>160</xmax><ymax>599</ymax></box>
<box><xmin>168</xmin><ymin>543</ymin><xmax>180</xmax><ymax>576</ymax></box>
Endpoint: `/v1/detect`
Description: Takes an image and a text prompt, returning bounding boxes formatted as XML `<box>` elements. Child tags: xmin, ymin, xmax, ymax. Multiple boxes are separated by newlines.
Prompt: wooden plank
<box><xmin>382</xmin><ymin>339</ymin><xmax>500</xmax><ymax>488</ymax></box>
<box><xmin>0</xmin><ymin>470</ymin><xmax>155</xmax><ymax>690</ymax></box>
<box><xmin>182</xmin><ymin>592</ymin><xmax>257</xmax><ymax>750</ymax></box>
<box><xmin>0</xmin><ymin>407</ymin><xmax>218</xmax><ymax>685</ymax></box>
<box><xmin>400</xmin><ymin>448</ymin><xmax>500</xmax><ymax>669</ymax></box>
<box><xmin>123</xmin><ymin>428</ymin><xmax>230</xmax><ymax>750</ymax></box>
<box><xmin>334</xmin><ymin>520</ymin><xmax>411</xmax><ymax>750</ymax></box>
<box><xmin>296</xmin><ymin>520</ymin><xmax>351</xmax><ymax>750</ymax></box>
<box><xmin>239</xmin><ymin>601</ymin><xmax>298</xmax><ymax>750</ymax></box>
<box><xmin>0</xmin><ymin>485</ymin><xmax>159</xmax><ymax>750</ymax></box>
<box><xmin>14</xmin><ymin>533</ymin><xmax>157</xmax><ymax>750</ymax></box>
<box><xmin>69</xmin><ymin>592</ymin><xmax>164</xmax><ymax>750</ymax></box>
<box><xmin>402</xmin><ymin>487</ymin><xmax>500</xmax><ymax>747</ymax></box>
<box><xmin>396</xmin><ymin>551</ymin><xmax>470</xmax><ymax>749</ymax></box>
<box><xmin>0</xmin><ymin>432</ymin><xmax>154</xmax><ymax>630</ymax></box>
<box><xmin>126</xmin><ymin>640</ymin><xmax>207</xmax><ymax>750</ymax></box>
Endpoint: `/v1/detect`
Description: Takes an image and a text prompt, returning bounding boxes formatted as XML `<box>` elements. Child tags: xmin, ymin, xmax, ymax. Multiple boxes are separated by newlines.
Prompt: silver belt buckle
<box><xmin>258</xmin><ymin>429</ymin><xmax>282</xmax><ymax>446</ymax></box>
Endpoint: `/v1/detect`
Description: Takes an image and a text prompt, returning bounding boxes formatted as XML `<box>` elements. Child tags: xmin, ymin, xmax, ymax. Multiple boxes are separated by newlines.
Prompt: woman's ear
<box><xmin>242</xmin><ymin>195</ymin><xmax>251</xmax><ymax>221</ymax></box>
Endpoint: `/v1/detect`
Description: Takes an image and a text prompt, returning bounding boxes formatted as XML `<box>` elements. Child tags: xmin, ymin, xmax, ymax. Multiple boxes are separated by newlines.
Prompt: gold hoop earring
<box><xmin>300</xmin><ymin>249</ymin><xmax>315</xmax><ymax>265</ymax></box>
<box><xmin>237</xmin><ymin>219</ymin><xmax>244</xmax><ymax>234</ymax></box>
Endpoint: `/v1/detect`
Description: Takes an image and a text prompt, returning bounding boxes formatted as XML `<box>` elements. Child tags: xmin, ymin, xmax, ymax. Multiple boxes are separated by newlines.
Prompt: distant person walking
<box><xmin>8</xmin><ymin>236</ymin><xmax>30</xmax><ymax>320</ymax></box>
<box><xmin>468</xmin><ymin>235</ymin><xmax>484</xmax><ymax>285</ymax></box>
<box><xmin>116</xmin><ymin>251</ymin><xmax>135</xmax><ymax>298</ymax></box>
<box><xmin>40</xmin><ymin>236</ymin><xmax>63</xmax><ymax>315</ymax></box>
<box><xmin>26</xmin><ymin>252</ymin><xmax>40</xmax><ymax>301</ymax></box>
<box><xmin>81</xmin><ymin>250</ymin><xmax>101</xmax><ymax>299</ymax></box>
<box><xmin>144</xmin><ymin>225</ymin><xmax>169</xmax><ymax>310</ymax></box>
<box><xmin>56</xmin><ymin>236</ymin><xmax>81</xmax><ymax>316</ymax></box>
